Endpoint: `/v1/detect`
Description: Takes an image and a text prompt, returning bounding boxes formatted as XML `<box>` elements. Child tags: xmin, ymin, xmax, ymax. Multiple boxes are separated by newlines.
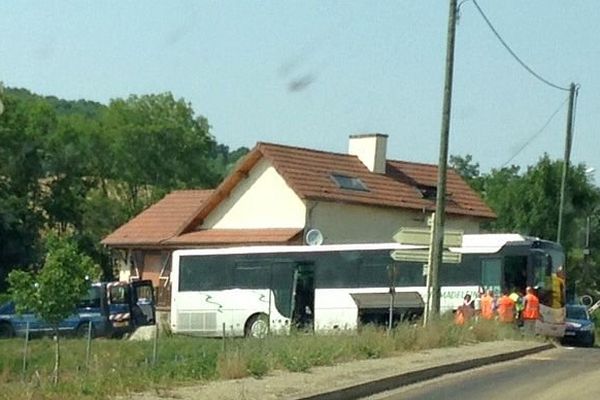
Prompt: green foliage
<box><xmin>451</xmin><ymin>153</ymin><xmax>600</xmax><ymax>295</ymax></box>
<box><xmin>449</xmin><ymin>154</ymin><xmax>484</xmax><ymax>193</ymax></box>
<box><xmin>5</xmin><ymin>87</ymin><xmax>105</xmax><ymax>119</ymax></box>
<box><xmin>0</xmin><ymin>86</ymin><xmax>248</xmax><ymax>288</ymax></box>
<box><xmin>245</xmin><ymin>354</ymin><xmax>270</xmax><ymax>378</ymax></box>
<box><xmin>0</xmin><ymin>92</ymin><xmax>48</xmax><ymax>292</ymax></box>
<box><xmin>8</xmin><ymin>234</ymin><xmax>100</xmax><ymax>325</ymax></box>
<box><xmin>101</xmin><ymin>93</ymin><xmax>221</xmax><ymax>212</ymax></box>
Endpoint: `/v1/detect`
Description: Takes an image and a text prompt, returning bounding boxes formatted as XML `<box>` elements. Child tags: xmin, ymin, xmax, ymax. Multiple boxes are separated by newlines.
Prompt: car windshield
<box><xmin>109</xmin><ymin>285</ymin><xmax>129</xmax><ymax>305</ymax></box>
<box><xmin>566</xmin><ymin>306</ymin><xmax>589</xmax><ymax>320</ymax></box>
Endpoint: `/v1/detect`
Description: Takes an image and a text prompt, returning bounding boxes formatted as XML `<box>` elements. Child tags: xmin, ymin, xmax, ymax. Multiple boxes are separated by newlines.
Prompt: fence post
<box><xmin>21</xmin><ymin>322</ymin><xmax>30</xmax><ymax>381</ymax></box>
<box><xmin>222</xmin><ymin>322</ymin><xmax>226</xmax><ymax>353</ymax></box>
<box><xmin>151</xmin><ymin>324</ymin><xmax>159</xmax><ymax>366</ymax></box>
<box><xmin>85</xmin><ymin>320</ymin><xmax>92</xmax><ymax>371</ymax></box>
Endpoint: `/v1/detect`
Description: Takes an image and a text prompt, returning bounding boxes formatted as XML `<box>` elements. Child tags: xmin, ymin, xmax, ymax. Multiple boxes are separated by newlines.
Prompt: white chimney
<box><xmin>348</xmin><ymin>133</ymin><xmax>388</xmax><ymax>174</ymax></box>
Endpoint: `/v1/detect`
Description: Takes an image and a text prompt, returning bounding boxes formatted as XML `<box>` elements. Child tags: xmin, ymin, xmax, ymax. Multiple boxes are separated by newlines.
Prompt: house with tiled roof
<box><xmin>102</xmin><ymin>134</ymin><xmax>495</xmax><ymax>307</ymax></box>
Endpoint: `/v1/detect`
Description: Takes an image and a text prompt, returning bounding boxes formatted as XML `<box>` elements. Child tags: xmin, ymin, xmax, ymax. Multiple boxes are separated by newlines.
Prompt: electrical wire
<box><xmin>471</xmin><ymin>0</ymin><xmax>570</xmax><ymax>92</ymax></box>
<box><xmin>501</xmin><ymin>95</ymin><xmax>570</xmax><ymax>167</ymax></box>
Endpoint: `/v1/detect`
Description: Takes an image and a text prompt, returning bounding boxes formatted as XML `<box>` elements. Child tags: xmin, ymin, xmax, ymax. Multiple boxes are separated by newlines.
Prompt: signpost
<box><xmin>392</xmin><ymin>219</ymin><xmax>463</xmax><ymax>325</ymax></box>
<box><xmin>392</xmin><ymin>226</ymin><xmax>463</xmax><ymax>248</ymax></box>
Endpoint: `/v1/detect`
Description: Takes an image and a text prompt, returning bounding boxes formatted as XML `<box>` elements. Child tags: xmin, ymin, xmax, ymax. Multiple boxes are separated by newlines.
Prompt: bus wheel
<box><xmin>0</xmin><ymin>322</ymin><xmax>15</xmax><ymax>339</ymax></box>
<box><xmin>244</xmin><ymin>313</ymin><xmax>269</xmax><ymax>338</ymax></box>
<box><xmin>76</xmin><ymin>322</ymin><xmax>95</xmax><ymax>338</ymax></box>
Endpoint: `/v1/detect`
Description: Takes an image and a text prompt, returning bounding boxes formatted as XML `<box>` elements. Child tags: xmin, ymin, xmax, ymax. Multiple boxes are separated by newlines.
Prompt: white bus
<box><xmin>170</xmin><ymin>234</ymin><xmax>566</xmax><ymax>337</ymax></box>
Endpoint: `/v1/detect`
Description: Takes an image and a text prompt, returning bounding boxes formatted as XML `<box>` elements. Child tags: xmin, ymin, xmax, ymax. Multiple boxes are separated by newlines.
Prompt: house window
<box><xmin>330</xmin><ymin>173</ymin><xmax>369</xmax><ymax>191</ymax></box>
<box><xmin>418</xmin><ymin>185</ymin><xmax>437</xmax><ymax>200</ymax></box>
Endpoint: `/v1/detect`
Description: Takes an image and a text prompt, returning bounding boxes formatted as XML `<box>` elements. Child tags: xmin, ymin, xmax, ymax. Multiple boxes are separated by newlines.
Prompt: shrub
<box><xmin>246</xmin><ymin>355</ymin><xmax>270</xmax><ymax>378</ymax></box>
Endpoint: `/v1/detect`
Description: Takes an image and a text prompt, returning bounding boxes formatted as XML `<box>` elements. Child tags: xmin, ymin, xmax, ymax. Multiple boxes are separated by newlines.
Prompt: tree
<box><xmin>101</xmin><ymin>93</ymin><xmax>220</xmax><ymax>214</ymax></box>
<box><xmin>449</xmin><ymin>154</ymin><xmax>484</xmax><ymax>193</ymax></box>
<box><xmin>0</xmin><ymin>86</ymin><xmax>251</xmax><ymax>289</ymax></box>
<box><xmin>451</xmin><ymin>153</ymin><xmax>600</xmax><ymax>295</ymax></box>
<box><xmin>0</xmin><ymin>91</ymin><xmax>49</xmax><ymax>292</ymax></box>
<box><xmin>479</xmin><ymin>164</ymin><xmax>523</xmax><ymax>233</ymax></box>
<box><xmin>8</xmin><ymin>234</ymin><xmax>100</xmax><ymax>384</ymax></box>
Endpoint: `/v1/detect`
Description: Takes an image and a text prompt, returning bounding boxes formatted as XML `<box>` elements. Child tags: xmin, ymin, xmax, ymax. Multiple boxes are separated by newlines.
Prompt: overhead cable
<box><xmin>471</xmin><ymin>0</ymin><xmax>570</xmax><ymax>92</ymax></box>
<box><xmin>502</xmin><ymin>95</ymin><xmax>570</xmax><ymax>167</ymax></box>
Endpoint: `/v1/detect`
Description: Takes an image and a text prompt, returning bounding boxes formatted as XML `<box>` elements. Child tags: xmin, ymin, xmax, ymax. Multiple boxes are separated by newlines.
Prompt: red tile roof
<box><xmin>181</xmin><ymin>142</ymin><xmax>495</xmax><ymax>231</ymax></box>
<box><xmin>164</xmin><ymin>228</ymin><xmax>303</xmax><ymax>246</ymax></box>
<box><xmin>104</xmin><ymin>141</ymin><xmax>494</xmax><ymax>248</ymax></box>
<box><xmin>102</xmin><ymin>190</ymin><xmax>213</xmax><ymax>247</ymax></box>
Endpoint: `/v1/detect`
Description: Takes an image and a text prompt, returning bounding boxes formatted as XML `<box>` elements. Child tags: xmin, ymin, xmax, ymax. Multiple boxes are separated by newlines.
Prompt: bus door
<box><xmin>502</xmin><ymin>255</ymin><xmax>528</xmax><ymax>294</ymax></box>
<box><xmin>130</xmin><ymin>280</ymin><xmax>156</xmax><ymax>327</ymax></box>
<box><xmin>530</xmin><ymin>250</ymin><xmax>553</xmax><ymax>306</ymax></box>
<box><xmin>481</xmin><ymin>257</ymin><xmax>502</xmax><ymax>295</ymax></box>
<box><xmin>291</xmin><ymin>263</ymin><xmax>315</xmax><ymax>330</ymax></box>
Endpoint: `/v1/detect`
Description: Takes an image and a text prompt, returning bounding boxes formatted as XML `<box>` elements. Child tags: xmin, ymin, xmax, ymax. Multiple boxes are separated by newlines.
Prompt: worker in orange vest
<box><xmin>455</xmin><ymin>294</ymin><xmax>475</xmax><ymax>325</ymax></box>
<box><xmin>480</xmin><ymin>289</ymin><xmax>495</xmax><ymax>320</ymax></box>
<box><xmin>454</xmin><ymin>306</ymin><xmax>466</xmax><ymax>325</ymax></box>
<box><xmin>522</xmin><ymin>286</ymin><xmax>540</xmax><ymax>334</ymax></box>
<box><xmin>497</xmin><ymin>290</ymin><xmax>515</xmax><ymax>323</ymax></box>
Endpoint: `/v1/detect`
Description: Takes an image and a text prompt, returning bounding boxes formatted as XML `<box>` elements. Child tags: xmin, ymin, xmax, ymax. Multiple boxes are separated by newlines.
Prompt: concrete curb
<box><xmin>298</xmin><ymin>342</ymin><xmax>555</xmax><ymax>400</ymax></box>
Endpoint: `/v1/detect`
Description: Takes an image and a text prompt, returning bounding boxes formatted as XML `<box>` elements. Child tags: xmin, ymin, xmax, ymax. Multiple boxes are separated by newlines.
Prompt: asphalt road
<box><xmin>367</xmin><ymin>346</ymin><xmax>600</xmax><ymax>400</ymax></box>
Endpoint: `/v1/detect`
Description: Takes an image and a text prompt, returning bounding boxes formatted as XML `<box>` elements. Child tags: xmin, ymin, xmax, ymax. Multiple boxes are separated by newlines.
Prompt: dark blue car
<box><xmin>562</xmin><ymin>304</ymin><xmax>596</xmax><ymax>347</ymax></box>
<box><xmin>0</xmin><ymin>280</ymin><xmax>155</xmax><ymax>339</ymax></box>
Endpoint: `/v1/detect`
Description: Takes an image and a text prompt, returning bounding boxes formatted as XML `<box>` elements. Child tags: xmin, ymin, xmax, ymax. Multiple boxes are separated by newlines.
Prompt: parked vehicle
<box><xmin>0</xmin><ymin>280</ymin><xmax>155</xmax><ymax>339</ymax></box>
<box><xmin>562</xmin><ymin>304</ymin><xmax>596</xmax><ymax>347</ymax></box>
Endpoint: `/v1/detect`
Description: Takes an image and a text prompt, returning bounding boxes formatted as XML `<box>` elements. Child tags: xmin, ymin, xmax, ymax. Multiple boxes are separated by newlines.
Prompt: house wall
<box><xmin>116</xmin><ymin>255</ymin><xmax>130</xmax><ymax>282</ymax></box>
<box><xmin>202</xmin><ymin>158</ymin><xmax>306</xmax><ymax>229</ymax></box>
<box><xmin>141</xmin><ymin>252</ymin><xmax>163</xmax><ymax>287</ymax></box>
<box><xmin>307</xmin><ymin>202</ymin><xmax>481</xmax><ymax>244</ymax></box>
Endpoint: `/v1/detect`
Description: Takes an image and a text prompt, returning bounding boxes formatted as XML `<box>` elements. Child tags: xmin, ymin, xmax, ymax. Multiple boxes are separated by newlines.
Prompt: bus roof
<box><xmin>452</xmin><ymin>233</ymin><xmax>530</xmax><ymax>254</ymax></box>
<box><xmin>172</xmin><ymin>233</ymin><xmax>552</xmax><ymax>258</ymax></box>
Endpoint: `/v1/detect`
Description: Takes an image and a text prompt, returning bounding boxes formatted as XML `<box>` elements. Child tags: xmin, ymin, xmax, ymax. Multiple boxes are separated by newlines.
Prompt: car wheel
<box><xmin>244</xmin><ymin>313</ymin><xmax>269</xmax><ymax>338</ymax></box>
<box><xmin>0</xmin><ymin>322</ymin><xmax>15</xmax><ymax>339</ymax></box>
<box><xmin>76</xmin><ymin>322</ymin><xmax>95</xmax><ymax>338</ymax></box>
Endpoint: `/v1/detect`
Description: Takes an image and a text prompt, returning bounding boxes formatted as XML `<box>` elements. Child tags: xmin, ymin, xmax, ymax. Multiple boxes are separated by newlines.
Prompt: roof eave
<box><xmin>175</xmin><ymin>148</ymin><xmax>264</xmax><ymax>235</ymax></box>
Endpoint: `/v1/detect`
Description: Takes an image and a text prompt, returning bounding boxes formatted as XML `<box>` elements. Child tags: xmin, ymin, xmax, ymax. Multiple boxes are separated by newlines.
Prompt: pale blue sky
<box><xmin>1</xmin><ymin>1</ymin><xmax>598</xmax><ymax>181</ymax></box>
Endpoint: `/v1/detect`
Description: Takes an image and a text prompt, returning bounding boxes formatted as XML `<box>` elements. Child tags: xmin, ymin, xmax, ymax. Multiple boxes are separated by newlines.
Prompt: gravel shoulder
<box><xmin>122</xmin><ymin>339</ymin><xmax>548</xmax><ymax>400</ymax></box>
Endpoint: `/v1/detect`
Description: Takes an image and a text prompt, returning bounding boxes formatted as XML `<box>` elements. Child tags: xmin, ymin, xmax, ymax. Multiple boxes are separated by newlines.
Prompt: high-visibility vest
<box><xmin>522</xmin><ymin>293</ymin><xmax>540</xmax><ymax>320</ymax></box>
<box><xmin>480</xmin><ymin>294</ymin><xmax>494</xmax><ymax>320</ymax></box>
<box><xmin>497</xmin><ymin>295</ymin><xmax>515</xmax><ymax>322</ymax></box>
<box><xmin>455</xmin><ymin>307</ymin><xmax>466</xmax><ymax>325</ymax></box>
<box><xmin>509</xmin><ymin>292</ymin><xmax>523</xmax><ymax>312</ymax></box>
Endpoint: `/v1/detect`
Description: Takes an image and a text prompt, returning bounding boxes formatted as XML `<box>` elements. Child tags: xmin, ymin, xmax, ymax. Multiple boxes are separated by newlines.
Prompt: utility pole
<box><xmin>556</xmin><ymin>82</ymin><xmax>577</xmax><ymax>245</ymax></box>
<box><xmin>423</xmin><ymin>213</ymin><xmax>435</xmax><ymax>325</ymax></box>
<box><xmin>428</xmin><ymin>0</ymin><xmax>458</xmax><ymax>323</ymax></box>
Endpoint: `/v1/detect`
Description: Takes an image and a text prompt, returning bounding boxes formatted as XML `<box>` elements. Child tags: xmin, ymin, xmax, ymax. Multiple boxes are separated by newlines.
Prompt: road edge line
<box><xmin>298</xmin><ymin>342</ymin><xmax>555</xmax><ymax>400</ymax></box>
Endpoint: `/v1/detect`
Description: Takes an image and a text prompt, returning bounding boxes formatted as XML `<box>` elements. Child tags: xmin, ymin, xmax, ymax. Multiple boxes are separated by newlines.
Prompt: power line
<box><xmin>471</xmin><ymin>0</ymin><xmax>570</xmax><ymax>92</ymax></box>
<box><xmin>502</xmin><ymin>95</ymin><xmax>570</xmax><ymax>167</ymax></box>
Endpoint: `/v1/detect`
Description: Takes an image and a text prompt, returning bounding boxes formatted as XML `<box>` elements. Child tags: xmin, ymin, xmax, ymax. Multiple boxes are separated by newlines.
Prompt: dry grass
<box><xmin>217</xmin><ymin>349</ymin><xmax>252</xmax><ymax>380</ymax></box>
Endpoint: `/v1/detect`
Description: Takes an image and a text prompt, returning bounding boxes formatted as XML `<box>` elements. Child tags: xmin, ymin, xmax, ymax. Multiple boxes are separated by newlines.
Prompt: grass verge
<box><xmin>0</xmin><ymin>317</ymin><xmax>534</xmax><ymax>400</ymax></box>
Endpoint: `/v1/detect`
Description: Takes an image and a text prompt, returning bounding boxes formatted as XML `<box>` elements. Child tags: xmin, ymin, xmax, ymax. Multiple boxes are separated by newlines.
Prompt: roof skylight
<box><xmin>330</xmin><ymin>173</ymin><xmax>369</xmax><ymax>192</ymax></box>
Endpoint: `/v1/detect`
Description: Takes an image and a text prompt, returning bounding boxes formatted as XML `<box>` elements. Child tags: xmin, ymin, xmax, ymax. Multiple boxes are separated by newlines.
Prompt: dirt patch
<box><xmin>121</xmin><ymin>340</ymin><xmax>546</xmax><ymax>400</ymax></box>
